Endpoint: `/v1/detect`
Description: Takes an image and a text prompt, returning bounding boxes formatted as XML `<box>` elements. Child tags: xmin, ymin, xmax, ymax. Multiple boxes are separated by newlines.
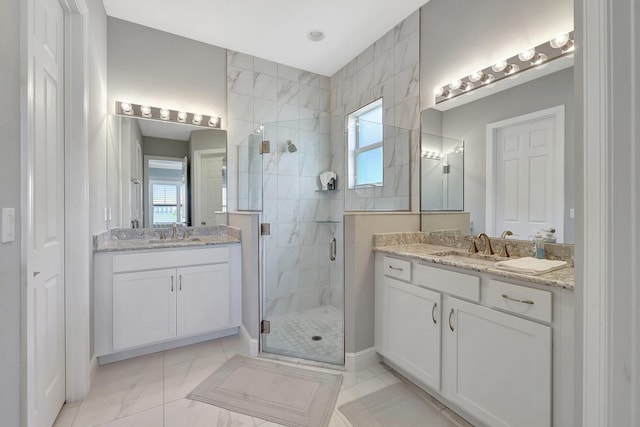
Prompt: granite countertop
<box><xmin>94</xmin><ymin>226</ymin><xmax>241</xmax><ymax>252</ymax></box>
<box><xmin>374</xmin><ymin>243</ymin><xmax>575</xmax><ymax>290</ymax></box>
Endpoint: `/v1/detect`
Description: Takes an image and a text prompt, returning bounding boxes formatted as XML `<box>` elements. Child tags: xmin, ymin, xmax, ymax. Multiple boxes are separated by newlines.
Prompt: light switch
<box><xmin>569</xmin><ymin>208</ymin><xmax>575</xmax><ymax>219</ymax></box>
<box><xmin>2</xmin><ymin>208</ymin><xmax>16</xmax><ymax>243</ymax></box>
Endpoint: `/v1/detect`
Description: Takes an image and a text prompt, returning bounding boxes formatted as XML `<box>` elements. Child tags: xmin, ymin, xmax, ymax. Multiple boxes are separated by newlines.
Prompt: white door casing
<box><xmin>193</xmin><ymin>149</ymin><xmax>226</xmax><ymax>226</ymax></box>
<box><xmin>25</xmin><ymin>0</ymin><xmax>67</xmax><ymax>425</ymax></box>
<box><xmin>486</xmin><ymin>106</ymin><xmax>565</xmax><ymax>242</ymax></box>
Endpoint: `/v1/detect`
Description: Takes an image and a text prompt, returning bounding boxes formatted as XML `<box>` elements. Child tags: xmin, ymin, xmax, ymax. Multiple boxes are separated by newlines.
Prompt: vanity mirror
<box><xmin>106</xmin><ymin>114</ymin><xmax>227</xmax><ymax>229</ymax></box>
<box><xmin>420</xmin><ymin>57</ymin><xmax>575</xmax><ymax>243</ymax></box>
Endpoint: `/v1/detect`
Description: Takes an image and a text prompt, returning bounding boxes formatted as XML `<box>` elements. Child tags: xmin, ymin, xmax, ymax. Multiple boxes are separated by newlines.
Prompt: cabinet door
<box><xmin>176</xmin><ymin>264</ymin><xmax>230</xmax><ymax>336</ymax></box>
<box><xmin>113</xmin><ymin>269</ymin><xmax>177</xmax><ymax>350</ymax></box>
<box><xmin>444</xmin><ymin>297</ymin><xmax>551</xmax><ymax>427</ymax></box>
<box><xmin>385</xmin><ymin>277</ymin><xmax>441</xmax><ymax>391</ymax></box>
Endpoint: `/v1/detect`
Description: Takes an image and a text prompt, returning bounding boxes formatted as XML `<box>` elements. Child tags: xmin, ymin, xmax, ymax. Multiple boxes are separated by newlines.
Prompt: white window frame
<box><xmin>149</xmin><ymin>180</ymin><xmax>186</xmax><ymax>226</ymax></box>
<box><xmin>348</xmin><ymin>98</ymin><xmax>384</xmax><ymax>188</ymax></box>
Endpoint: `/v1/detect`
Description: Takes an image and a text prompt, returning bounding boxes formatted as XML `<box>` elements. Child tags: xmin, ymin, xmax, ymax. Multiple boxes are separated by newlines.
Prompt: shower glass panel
<box><xmin>345</xmin><ymin>124</ymin><xmax>412</xmax><ymax>211</ymax></box>
<box><xmin>237</xmin><ymin>128</ymin><xmax>264</xmax><ymax>211</ymax></box>
<box><xmin>259</xmin><ymin>117</ymin><xmax>344</xmax><ymax>365</ymax></box>
<box><xmin>421</xmin><ymin>133</ymin><xmax>464</xmax><ymax>211</ymax></box>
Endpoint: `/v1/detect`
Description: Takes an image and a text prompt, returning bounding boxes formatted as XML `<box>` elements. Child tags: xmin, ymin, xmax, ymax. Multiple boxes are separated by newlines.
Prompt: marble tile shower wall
<box><xmin>227</xmin><ymin>51</ymin><xmax>344</xmax><ymax>315</ymax></box>
<box><xmin>329</xmin><ymin>10</ymin><xmax>421</xmax><ymax>211</ymax></box>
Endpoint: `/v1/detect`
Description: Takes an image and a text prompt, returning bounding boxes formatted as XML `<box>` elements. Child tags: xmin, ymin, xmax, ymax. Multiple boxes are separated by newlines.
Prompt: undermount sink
<box><xmin>431</xmin><ymin>250</ymin><xmax>506</xmax><ymax>266</ymax></box>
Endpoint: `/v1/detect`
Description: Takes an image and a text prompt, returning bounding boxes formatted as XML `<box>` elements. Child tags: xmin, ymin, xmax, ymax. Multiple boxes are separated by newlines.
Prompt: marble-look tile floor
<box><xmin>264</xmin><ymin>305</ymin><xmax>344</xmax><ymax>365</ymax></box>
<box><xmin>53</xmin><ymin>334</ymin><xmax>473</xmax><ymax>427</ymax></box>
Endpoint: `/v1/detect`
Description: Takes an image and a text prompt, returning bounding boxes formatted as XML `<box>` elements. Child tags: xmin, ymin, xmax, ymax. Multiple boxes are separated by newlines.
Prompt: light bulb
<box><xmin>480</xmin><ymin>73</ymin><xmax>495</xmax><ymax>84</ymax></box>
<box><xmin>531</xmin><ymin>53</ymin><xmax>548</xmax><ymax>66</ymax></box>
<box><xmin>140</xmin><ymin>105</ymin><xmax>151</xmax><ymax>117</ymax></box>
<box><xmin>460</xmin><ymin>82</ymin><xmax>474</xmax><ymax>92</ymax></box>
<box><xmin>469</xmin><ymin>71</ymin><xmax>484</xmax><ymax>82</ymax></box>
<box><xmin>492</xmin><ymin>60</ymin><xmax>507</xmax><ymax>72</ymax></box>
<box><xmin>449</xmin><ymin>79</ymin><xmax>463</xmax><ymax>90</ymax></box>
<box><xmin>550</xmin><ymin>33</ymin><xmax>570</xmax><ymax>49</ymax></box>
<box><xmin>434</xmin><ymin>86</ymin><xmax>445</xmax><ymax>97</ymax></box>
<box><xmin>120</xmin><ymin>102</ymin><xmax>133</xmax><ymax>115</ymax></box>
<box><xmin>208</xmin><ymin>116</ymin><xmax>219</xmax><ymax>127</ymax></box>
<box><xmin>504</xmin><ymin>64</ymin><xmax>520</xmax><ymax>76</ymax></box>
<box><xmin>518</xmin><ymin>48</ymin><xmax>536</xmax><ymax>62</ymax></box>
<box><xmin>192</xmin><ymin>113</ymin><xmax>202</xmax><ymax>125</ymax></box>
<box><xmin>443</xmin><ymin>90</ymin><xmax>453</xmax><ymax>99</ymax></box>
<box><xmin>177</xmin><ymin>111</ymin><xmax>187</xmax><ymax>122</ymax></box>
<box><xmin>561</xmin><ymin>39</ymin><xmax>575</xmax><ymax>53</ymax></box>
<box><xmin>159</xmin><ymin>108</ymin><xmax>170</xmax><ymax>120</ymax></box>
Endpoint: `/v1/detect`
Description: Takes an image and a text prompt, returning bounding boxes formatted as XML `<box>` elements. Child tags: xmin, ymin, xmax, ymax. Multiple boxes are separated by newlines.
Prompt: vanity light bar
<box><xmin>115</xmin><ymin>101</ymin><xmax>222</xmax><ymax>129</ymax></box>
<box><xmin>434</xmin><ymin>31</ymin><xmax>575</xmax><ymax>105</ymax></box>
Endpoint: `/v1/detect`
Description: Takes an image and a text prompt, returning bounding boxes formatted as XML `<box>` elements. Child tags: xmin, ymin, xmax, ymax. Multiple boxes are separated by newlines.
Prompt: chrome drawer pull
<box><xmin>501</xmin><ymin>293</ymin><xmax>534</xmax><ymax>305</ymax></box>
<box><xmin>432</xmin><ymin>303</ymin><xmax>438</xmax><ymax>324</ymax></box>
<box><xmin>388</xmin><ymin>266</ymin><xmax>404</xmax><ymax>271</ymax></box>
<box><xmin>449</xmin><ymin>309</ymin><xmax>455</xmax><ymax>332</ymax></box>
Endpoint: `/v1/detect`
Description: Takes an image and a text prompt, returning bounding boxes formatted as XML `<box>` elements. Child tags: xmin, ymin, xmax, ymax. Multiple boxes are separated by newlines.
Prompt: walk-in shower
<box><xmin>238</xmin><ymin>115</ymin><xmax>411</xmax><ymax>366</ymax></box>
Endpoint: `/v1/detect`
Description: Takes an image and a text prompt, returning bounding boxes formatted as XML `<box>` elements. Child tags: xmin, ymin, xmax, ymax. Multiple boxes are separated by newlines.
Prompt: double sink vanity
<box><xmin>93</xmin><ymin>225</ymin><xmax>242</xmax><ymax>364</ymax></box>
<box><xmin>373</xmin><ymin>231</ymin><xmax>575</xmax><ymax>427</ymax></box>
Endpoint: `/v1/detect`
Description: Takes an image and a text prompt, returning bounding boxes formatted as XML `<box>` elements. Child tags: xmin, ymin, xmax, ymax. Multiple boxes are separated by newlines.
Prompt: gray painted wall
<box><xmin>420</xmin><ymin>0</ymin><xmax>573</xmax><ymax>109</ymax></box>
<box><xmin>428</xmin><ymin>68</ymin><xmax>575</xmax><ymax>242</ymax></box>
<box><xmin>0</xmin><ymin>0</ymin><xmax>22</xmax><ymax>423</ymax></box>
<box><xmin>107</xmin><ymin>17</ymin><xmax>227</xmax><ymax>126</ymax></box>
<box><xmin>143</xmin><ymin>136</ymin><xmax>189</xmax><ymax>159</ymax></box>
<box><xmin>228</xmin><ymin>213</ymin><xmax>261</xmax><ymax>339</ymax></box>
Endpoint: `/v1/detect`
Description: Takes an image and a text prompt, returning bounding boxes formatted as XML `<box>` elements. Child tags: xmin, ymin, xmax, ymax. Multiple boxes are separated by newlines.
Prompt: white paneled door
<box><xmin>488</xmin><ymin>106</ymin><xmax>565</xmax><ymax>241</ymax></box>
<box><xmin>27</xmin><ymin>0</ymin><xmax>66</xmax><ymax>425</ymax></box>
<box><xmin>194</xmin><ymin>151</ymin><xmax>225</xmax><ymax>226</ymax></box>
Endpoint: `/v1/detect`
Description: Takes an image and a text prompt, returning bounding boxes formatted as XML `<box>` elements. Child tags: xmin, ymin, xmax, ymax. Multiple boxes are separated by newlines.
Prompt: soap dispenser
<box><xmin>534</xmin><ymin>231</ymin><xmax>545</xmax><ymax>259</ymax></box>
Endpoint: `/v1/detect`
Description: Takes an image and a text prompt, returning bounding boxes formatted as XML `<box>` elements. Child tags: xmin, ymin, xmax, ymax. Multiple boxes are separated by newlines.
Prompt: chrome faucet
<box><xmin>476</xmin><ymin>232</ymin><xmax>494</xmax><ymax>255</ymax></box>
<box><xmin>172</xmin><ymin>223</ymin><xmax>178</xmax><ymax>240</ymax></box>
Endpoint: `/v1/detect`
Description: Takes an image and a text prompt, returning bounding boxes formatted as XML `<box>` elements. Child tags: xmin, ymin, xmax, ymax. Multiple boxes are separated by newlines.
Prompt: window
<box><xmin>150</xmin><ymin>182</ymin><xmax>185</xmax><ymax>226</ymax></box>
<box><xmin>348</xmin><ymin>99</ymin><xmax>383</xmax><ymax>187</ymax></box>
<box><xmin>146</xmin><ymin>157</ymin><xmax>187</xmax><ymax>227</ymax></box>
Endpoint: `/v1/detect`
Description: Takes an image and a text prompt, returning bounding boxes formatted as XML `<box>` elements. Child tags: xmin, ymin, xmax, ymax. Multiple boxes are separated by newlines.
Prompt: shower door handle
<box><xmin>329</xmin><ymin>237</ymin><xmax>336</xmax><ymax>261</ymax></box>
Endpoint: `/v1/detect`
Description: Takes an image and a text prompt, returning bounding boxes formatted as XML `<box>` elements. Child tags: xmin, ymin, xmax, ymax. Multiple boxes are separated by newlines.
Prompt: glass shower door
<box><xmin>259</xmin><ymin>118</ymin><xmax>344</xmax><ymax>365</ymax></box>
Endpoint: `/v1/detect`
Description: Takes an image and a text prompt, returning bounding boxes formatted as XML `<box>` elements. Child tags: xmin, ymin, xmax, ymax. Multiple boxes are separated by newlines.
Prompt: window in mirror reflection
<box><xmin>147</xmin><ymin>158</ymin><xmax>187</xmax><ymax>227</ymax></box>
<box><xmin>348</xmin><ymin>99</ymin><xmax>383</xmax><ymax>187</ymax></box>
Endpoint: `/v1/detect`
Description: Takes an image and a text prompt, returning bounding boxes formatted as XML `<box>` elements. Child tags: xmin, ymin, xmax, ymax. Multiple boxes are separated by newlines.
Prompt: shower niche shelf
<box><xmin>315</xmin><ymin>189</ymin><xmax>340</xmax><ymax>192</ymax></box>
<box><xmin>315</xmin><ymin>220</ymin><xmax>340</xmax><ymax>224</ymax></box>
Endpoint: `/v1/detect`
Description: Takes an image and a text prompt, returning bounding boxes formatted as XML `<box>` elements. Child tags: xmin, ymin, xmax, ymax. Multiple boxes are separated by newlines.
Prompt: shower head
<box><xmin>287</xmin><ymin>140</ymin><xmax>297</xmax><ymax>153</ymax></box>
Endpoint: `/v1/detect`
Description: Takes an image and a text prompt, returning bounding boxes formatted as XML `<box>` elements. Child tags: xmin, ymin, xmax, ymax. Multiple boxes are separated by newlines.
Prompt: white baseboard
<box><xmin>240</xmin><ymin>324</ymin><xmax>259</xmax><ymax>356</ymax></box>
<box><xmin>97</xmin><ymin>328</ymin><xmax>239</xmax><ymax>365</ymax></box>
<box><xmin>345</xmin><ymin>347</ymin><xmax>380</xmax><ymax>372</ymax></box>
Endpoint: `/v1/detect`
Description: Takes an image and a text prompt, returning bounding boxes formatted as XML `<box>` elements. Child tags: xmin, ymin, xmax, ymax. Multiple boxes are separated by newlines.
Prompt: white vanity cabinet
<box><xmin>95</xmin><ymin>245</ymin><xmax>241</xmax><ymax>361</ymax></box>
<box><xmin>384</xmin><ymin>276</ymin><xmax>442</xmax><ymax>390</ymax></box>
<box><xmin>112</xmin><ymin>268</ymin><xmax>178</xmax><ymax>350</ymax></box>
<box><xmin>375</xmin><ymin>252</ymin><xmax>570</xmax><ymax>427</ymax></box>
<box><xmin>443</xmin><ymin>296</ymin><xmax>551</xmax><ymax>427</ymax></box>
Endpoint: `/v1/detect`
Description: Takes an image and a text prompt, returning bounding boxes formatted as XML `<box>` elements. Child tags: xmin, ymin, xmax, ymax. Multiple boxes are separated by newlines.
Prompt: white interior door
<box><xmin>487</xmin><ymin>107</ymin><xmax>564</xmax><ymax>241</ymax></box>
<box><xmin>194</xmin><ymin>151</ymin><xmax>225</xmax><ymax>226</ymax></box>
<box><xmin>28</xmin><ymin>0</ymin><xmax>66</xmax><ymax>425</ymax></box>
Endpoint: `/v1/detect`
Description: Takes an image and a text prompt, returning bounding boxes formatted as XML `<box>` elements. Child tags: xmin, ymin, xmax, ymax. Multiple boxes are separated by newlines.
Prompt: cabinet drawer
<box><xmin>113</xmin><ymin>247</ymin><xmax>229</xmax><ymax>273</ymax></box>
<box><xmin>383</xmin><ymin>256</ymin><xmax>411</xmax><ymax>281</ymax></box>
<box><xmin>414</xmin><ymin>263</ymin><xmax>479</xmax><ymax>302</ymax></box>
<box><xmin>485</xmin><ymin>280</ymin><xmax>552</xmax><ymax>323</ymax></box>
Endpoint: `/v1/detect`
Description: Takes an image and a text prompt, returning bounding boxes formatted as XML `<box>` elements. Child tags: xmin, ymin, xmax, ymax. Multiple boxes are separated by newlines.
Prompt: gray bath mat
<box><xmin>187</xmin><ymin>354</ymin><xmax>342</xmax><ymax>427</ymax></box>
<box><xmin>339</xmin><ymin>382</ymin><xmax>466</xmax><ymax>427</ymax></box>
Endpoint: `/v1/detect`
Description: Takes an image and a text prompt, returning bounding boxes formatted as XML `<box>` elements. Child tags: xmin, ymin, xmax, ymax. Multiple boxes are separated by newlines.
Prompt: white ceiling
<box><xmin>102</xmin><ymin>0</ymin><xmax>430</xmax><ymax>77</ymax></box>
